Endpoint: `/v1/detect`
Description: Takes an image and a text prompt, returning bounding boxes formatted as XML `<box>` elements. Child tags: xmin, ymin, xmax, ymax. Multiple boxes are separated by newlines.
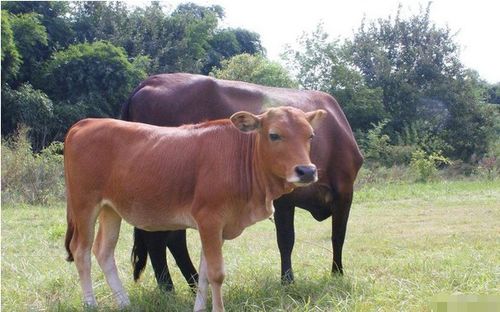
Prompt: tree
<box><xmin>2</xmin><ymin>2</ymin><xmax>74</xmax><ymax>60</ymax></box>
<box><xmin>203</xmin><ymin>28</ymin><xmax>264</xmax><ymax>74</ymax></box>
<box><xmin>282</xmin><ymin>24</ymin><xmax>386</xmax><ymax>132</ymax></box>
<box><xmin>71</xmin><ymin>1</ymin><xmax>130</xmax><ymax>45</ymax></box>
<box><xmin>1</xmin><ymin>10</ymin><xmax>22</xmax><ymax>84</ymax></box>
<box><xmin>38</xmin><ymin>41</ymin><xmax>147</xmax><ymax>142</ymax></box>
<box><xmin>349</xmin><ymin>3</ymin><xmax>462</xmax><ymax>130</ymax></box>
<box><xmin>2</xmin><ymin>2</ymin><xmax>75</xmax><ymax>87</ymax></box>
<box><xmin>348</xmin><ymin>3</ymin><xmax>495</xmax><ymax>160</ymax></box>
<box><xmin>1</xmin><ymin>84</ymin><xmax>54</xmax><ymax>150</ymax></box>
<box><xmin>485</xmin><ymin>82</ymin><xmax>500</xmax><ymax>105</ymax></box>
<box><xmin>8</xmin><ymin>12</ymin><xmax>48</xmax><ymax>85</ymax></box>
<box><xmin>159</xmin><ymin>3</ymin><xmax>221</xmax><ymax>73</ymax></box>
<box><xmin>211</xmin><ymin>53</ymin><xmax>297</xmax><ymax>88</ymax></box>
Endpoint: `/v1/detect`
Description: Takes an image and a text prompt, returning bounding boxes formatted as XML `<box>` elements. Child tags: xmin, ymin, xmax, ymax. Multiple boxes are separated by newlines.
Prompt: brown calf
<box><xmin>64</xmin><ymin>107</ymin><xmax>325</xmax><ymax>311</ymax></box>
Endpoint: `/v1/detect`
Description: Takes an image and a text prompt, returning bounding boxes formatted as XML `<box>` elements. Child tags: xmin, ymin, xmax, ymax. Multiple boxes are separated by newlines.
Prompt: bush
<box><xmin>360</xmin><ymin>120</ymin><xmax>391</xmax><ymax>163</ymax></box>
<box><xmin>410</xmin><ymin>149</ymin><xmax>451</xmax><ymax>182</ymax></box>
<box><xmin>477</xmin><ymin>156</ymin><xmax>498</xmax><ymax>180</ymax></box>
<box><xmin>1</xmin><ymin>83</ymin><xmax>54</xmax><ymax>150</ymax></box>
<box><xmin>1</xmin><ymin>126</ymin><xmax>64</xmax><ymax>205</ymax></box>
<box><xmin>384</xmin><ymin>144</ymin><xmax>419</xmax><ymax>166</ymax></box>
<box><xmin>40</xmin><ymin>40</ymin><xmax>147</xmax><ymax>118</ymax></box>
<box><xmin>211</xmin><ymin>53</ymin><xmax>297</xmax><ymax>88</ymax></box>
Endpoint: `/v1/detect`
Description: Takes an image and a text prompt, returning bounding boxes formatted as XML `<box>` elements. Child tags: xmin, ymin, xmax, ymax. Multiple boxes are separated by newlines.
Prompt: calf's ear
<box><xmin>305</xmin><ymin>109</ymin><xmax>327</xmax><ymax>129</ymax></box>
<box><xmin>230</xmin><ymin>111</ymin><xmax>261</xmax><ymax>132</ymax></box>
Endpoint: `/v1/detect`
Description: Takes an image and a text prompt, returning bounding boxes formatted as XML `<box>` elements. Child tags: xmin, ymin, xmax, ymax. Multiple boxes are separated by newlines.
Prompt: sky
<box><xmin>142</xmin><ymin>0</ymin><xmax>500</xmax><ymax>83</ymax></box>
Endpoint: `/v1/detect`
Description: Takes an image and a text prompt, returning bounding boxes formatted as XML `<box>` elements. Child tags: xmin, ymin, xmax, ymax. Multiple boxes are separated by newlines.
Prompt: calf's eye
<box><xmin>269</xmin><ymin>133</ymin><xmax>281</xmax><ymax>141</ymax></box>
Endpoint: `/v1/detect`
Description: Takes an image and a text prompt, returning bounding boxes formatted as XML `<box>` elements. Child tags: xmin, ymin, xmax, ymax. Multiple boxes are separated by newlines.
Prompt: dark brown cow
<box><xmin>64</xmin><ymin>107</ymin><xmax>325</xmax><ymax>311</ymax></box>
<box><xmin>123</xmin><ymin>73</ymin><xmax>363</xmax><ymax>289</ymax></box>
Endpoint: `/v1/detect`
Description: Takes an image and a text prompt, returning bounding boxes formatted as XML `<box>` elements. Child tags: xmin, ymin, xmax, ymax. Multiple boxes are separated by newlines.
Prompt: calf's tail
<box><xmin>65</xmin><ymin>210</ymin><xmax>74</xmax><ymax>262</ymax></box>
<box><xmin>131</xmin><ymin>227</ymin><xmax>148</xmax><ymax>281</ymax></box>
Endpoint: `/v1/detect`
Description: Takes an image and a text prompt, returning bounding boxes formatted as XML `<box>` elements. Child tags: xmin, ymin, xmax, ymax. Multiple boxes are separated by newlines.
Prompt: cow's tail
<box><xmin>120</xmin><ymin>96</ymin><xmax>131</xmax><ymax>121</ymax></box>
<box><xmin>131</xmin><ymin>227</ymin><xmax>148</xmax><ymax>281</ymax></box>
<box><xmin>65</xmin><ymin>208</ymin><xmax>75</xmax><ymax>262</ymax></box>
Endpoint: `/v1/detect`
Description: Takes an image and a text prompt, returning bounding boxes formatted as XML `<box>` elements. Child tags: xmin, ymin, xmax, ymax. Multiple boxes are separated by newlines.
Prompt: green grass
<box><xmin>2</xmin><ymin>180</ymin><xmax>499</xmax><ymax>311</ymax></box>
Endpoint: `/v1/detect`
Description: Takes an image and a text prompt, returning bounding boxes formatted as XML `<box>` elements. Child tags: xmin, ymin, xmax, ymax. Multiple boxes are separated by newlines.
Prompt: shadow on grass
<box><xmin>223</xmin><ymin>273</ymin><xmax>360</xmax><ymax>312</ymax></box>
<box><xmin>46</xmin><ymin>273</ymin><xmax>362</xmax><ymax>312</ymax></box>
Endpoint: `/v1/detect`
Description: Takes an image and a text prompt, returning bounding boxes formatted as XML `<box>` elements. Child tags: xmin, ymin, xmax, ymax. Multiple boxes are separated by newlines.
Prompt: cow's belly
<box><xmin>137</xmin><ymin>211</ymin><xmax>198</xmax><ymax>231</ymax></box>
<box><xmin>102</xmin><ymin>199</ymin><xmax>197</xmax><ymax>231</ymax></box>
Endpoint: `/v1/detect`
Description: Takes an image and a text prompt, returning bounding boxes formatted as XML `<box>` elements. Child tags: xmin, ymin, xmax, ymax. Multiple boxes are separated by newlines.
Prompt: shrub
<box><xmin>1</xmin><ymin>83</ymin><xmax>54</xmax><ymax>151</ymax></box>
<box><xmin>477</xmin><ymin>156</ymin><xmax>498</xmax><ymax>180</ymax></box>
<box><xmin>385</xmin><ymin>144</ymin><xmax>419</xmax><ymax>166</ymax></box>
<box><xmin>410</xmin><ymin>149</ymin><xmax>451</xmax><ymax>182</ymax></box>
<box><xmin>40</xmin><ymin>40</ymin><xmax>147</xmax><ymax>118</ymax></box>
<box><xmin>360</xmin><ymin>120</ymin><xmax>391</xmax><ymax>162</ymax></box>
<box><xmin>211</xmin><ymin>53</ymin><xmax>297</xmax><ymax>88</ymax></box>
<box><xmin>1</xmin><ymin>126</ymin><xmax>64</xmax><ymax>205</ymax></box>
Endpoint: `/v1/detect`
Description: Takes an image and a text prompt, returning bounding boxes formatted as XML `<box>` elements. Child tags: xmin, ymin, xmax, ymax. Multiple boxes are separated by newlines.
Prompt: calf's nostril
<box><xmin>295</xmin><ymin>167</ymin><xmax>306</xmax><ymax>177</ymax></box>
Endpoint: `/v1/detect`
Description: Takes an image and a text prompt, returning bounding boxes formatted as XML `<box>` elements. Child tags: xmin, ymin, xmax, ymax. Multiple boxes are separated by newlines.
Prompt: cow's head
<box><xmin>231</xmin><ymin>106</ymin><xmax>326</xmax><ymax>189</ymax></box>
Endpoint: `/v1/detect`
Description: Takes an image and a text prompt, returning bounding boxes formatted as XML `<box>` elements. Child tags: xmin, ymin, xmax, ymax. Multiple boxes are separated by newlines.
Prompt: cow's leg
<box><xmin>168</xmin><ymin>230</ymin><xmax>198</xmax><ymax>292</ymax></box>
<box><xmin>193</xmin><ymin>252</ymin><xmax>209</xmax><ymax>312</ymax></box>
<box><xmin>331</xmin><ymin>190</ymin><xmax>353</xmax><ymax>275</ymax></box>
<box><xmin>194</xmin><ymin>223</ymin><xmax>224</xmax><ymax>312</ymax></box>
<box><xmin>274</xmin><ymin>201</ymin><xmax>296</xmax><ymax>284</ymax></box>
<box><xmin>69</xmin><ymin>205</ymin><xmax>98</xmax><ymax>307</ymax></box>
<box><xmin>71</xmin><ymin>223</ymin><xmax>97</xmax><ymax>307</ymax></box>
<box><xmin>93</xmin><ymin>206</ymin><xmax>130</xmax><ymax>308</ymax></box>
<box><xmin>144</xmin><ymin>232</ymin><xmax>173</xmax><ymax>292</ymax></box>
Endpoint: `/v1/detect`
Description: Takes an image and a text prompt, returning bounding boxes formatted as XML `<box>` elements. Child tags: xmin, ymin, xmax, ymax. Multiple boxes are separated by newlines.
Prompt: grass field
<box><xmin>2</xmin><ymin>179</ymin><xmax>499</xmax><ymax>311</ymax></box>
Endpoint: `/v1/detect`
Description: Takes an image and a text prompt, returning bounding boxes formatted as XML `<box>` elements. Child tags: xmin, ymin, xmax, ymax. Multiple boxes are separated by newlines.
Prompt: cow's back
<box><xmin>64</xmin><ymin>118</ymin><xmax>204</xmax><ymax>230</ymax></box>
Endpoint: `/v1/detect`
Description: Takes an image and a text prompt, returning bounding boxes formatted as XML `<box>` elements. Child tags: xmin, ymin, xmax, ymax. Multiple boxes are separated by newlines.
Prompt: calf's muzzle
<box><xmin>294</xmin><ymin>164</ymin><xmax>318</xmax><ymax>184</ymax></box>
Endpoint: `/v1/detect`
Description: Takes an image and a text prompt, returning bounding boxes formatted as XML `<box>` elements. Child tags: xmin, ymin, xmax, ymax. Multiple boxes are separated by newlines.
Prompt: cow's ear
<box><xmin>305</xmin><ymin>109</ymin><xmax>327</xmax><ymax>129</ymax></box>
<box><xmin>230</xmin><ymin>111</ymin><xmax>261</xmax><ymax>132</ymax></box>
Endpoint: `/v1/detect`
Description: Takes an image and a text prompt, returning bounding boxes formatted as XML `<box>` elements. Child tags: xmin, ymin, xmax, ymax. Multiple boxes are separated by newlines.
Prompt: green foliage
<box><xmin>211</xmin><ymin>53</ymin><xmax>297</xmax><ymax>88</ymax></box>
<box><xmin>3</xmin><ymin>2</ymin><xmax>265</xmax><ymax>150</ymax></box>
<box><xmin>485</xmin><ymin>82</ymin><xmax>500</xmax><ymax>104</ymax></box>
<box><xmin>361</xmin><ymin>120</ymin><xmax>392</xmax><ymax>163</ymax></box>
<box><xmin>282</xmin><ymin>24</ymin><xmax>386</xmax><ymax>131</ymax></box>
<box><xmin>1</xmin><ymin>126</ymin><xmax>64</xmax><ymax>205</ymax></box>
<box><xmin>203</xmin><ymin>28</ymin><xmax>264</xmax><ymax>73</ymax></box>
<box><xmin>350</xmin><ymin>3</ymin><xmax>462</xmax><ymax>126</ymax></box>
<box><xmin>396</xmin><ymin>120</ymin><xmax>452</xmax><ymax>156</ymax></box>
<box><xmin>40</xmin><ymin>41</ymin><xmax>147</xmax><ymax>119</ymax></box>
<box><xmin>348</xmin><ymin>3</ymin><xmax>495</xmax><ymax>160</ymax></box>
<box><xmin>477</xmin><ymin>156</ymin><xmax>499</xmax><ymax>180</ymax></box>
<box><xmin>1</xmin><ymin>10</ymin><xmax>22</xmax><ymax>83</ymax></box>
<box><xmin>281</xmin><ymin>4</ymin><xmax>496</xmax><ymax>162</ymax></box>
<box><xmin>1</xmin><ymin>1</ymin><xmax>496</xmax><ymax>165</ymax></box>
<box><xmin>71</xmin><ymin>1</ymin><xmax>130</xmax><ymax>45</ymax></box>
<box><xmin>1</xmin><ymin>2</ymin><xmax>73</xmax><ymax>85</ymax></box>
<box><xmin>159</xmin><ymin>3</ymin><xmax>221</xmax><ymax>73</ymax></box>
<box><xmin>1</xmin><ymin>1</ymin><xmax>74</xmax><ymax>50</ymax></box>
<box><xmin>1</xmin><ymin>83</ymin><xmax>54</xmax><ymax>150</ymax></box>
<box><xmin>410</xmin><ymin>149</ymin><xmax>451</xmax><ymax>182</ymax></box>
<box><xmin>8</xmin><ymin>11</ymin><xmax>48</xmax><ymax>82</ymax></box>
<box><xmin>48</xmin><ymin>223</ymin><xmax>66</xmax><ymax>241</ymax></box>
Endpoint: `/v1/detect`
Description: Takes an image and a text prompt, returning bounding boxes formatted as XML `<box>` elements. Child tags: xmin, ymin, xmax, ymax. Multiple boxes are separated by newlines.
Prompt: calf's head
<box><xmin>231</xmin><ymin>106</ymin><xmax>326</xmax><ymax>188</ymax></box>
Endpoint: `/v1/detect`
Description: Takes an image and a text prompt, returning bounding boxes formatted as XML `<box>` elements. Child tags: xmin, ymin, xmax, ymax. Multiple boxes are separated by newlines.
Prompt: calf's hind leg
<box><xmin>70</xmin><ymin>213</ymin><xmax>97</xmax><ymax>307</ymax></box>
<box><xmin>93</xmin><ymin>205</ymin><xmax>130</xmax><ymax>308</ymax></box>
